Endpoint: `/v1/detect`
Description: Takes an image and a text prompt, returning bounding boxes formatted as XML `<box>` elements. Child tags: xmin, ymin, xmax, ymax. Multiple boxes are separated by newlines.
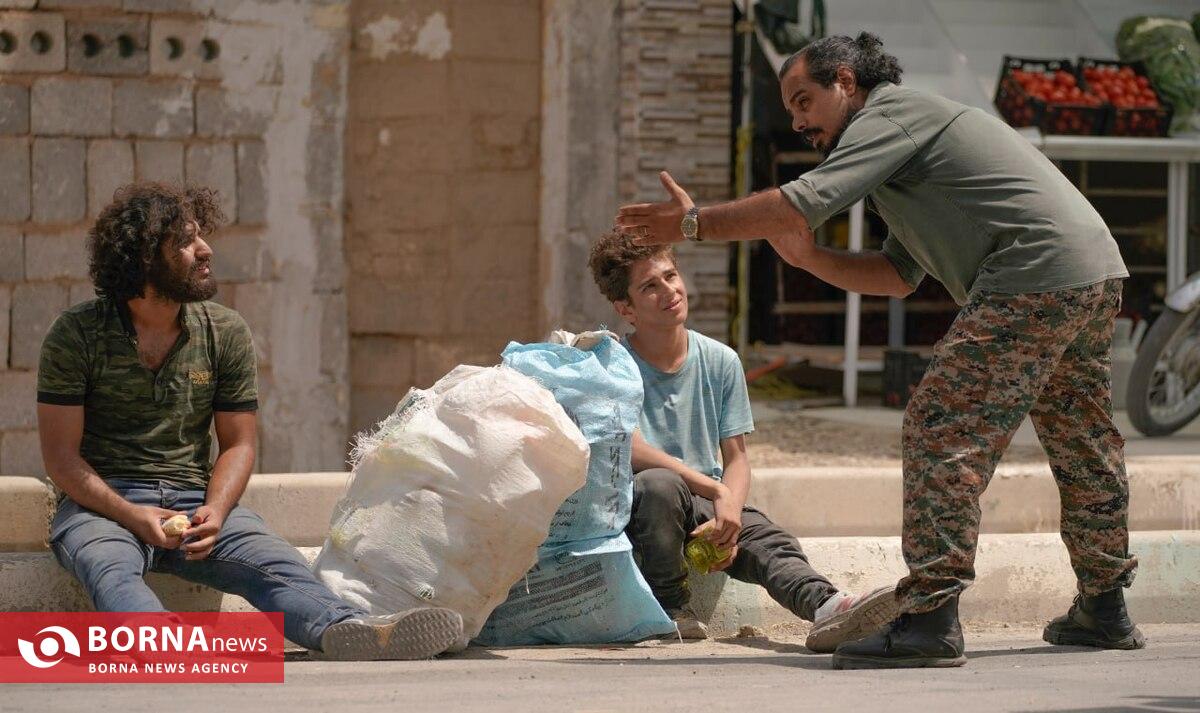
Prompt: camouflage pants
<box><xmin>896</xmin><ymin>278</ymin><xmax>1137</xmax><ymax>614</ymax></box>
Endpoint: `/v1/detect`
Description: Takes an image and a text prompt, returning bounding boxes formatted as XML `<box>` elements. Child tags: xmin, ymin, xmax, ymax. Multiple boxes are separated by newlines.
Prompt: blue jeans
<box><xmin>49</xmin><ymin>479</ymin><xmax>365</xmax><ymax>651</ymax></box>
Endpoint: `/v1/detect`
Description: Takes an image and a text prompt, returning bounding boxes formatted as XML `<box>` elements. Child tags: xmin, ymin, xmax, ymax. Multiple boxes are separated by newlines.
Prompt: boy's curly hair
<box><xmin>587</xmin><ymin>231</ymin><xmax>676</xmax><ymax>303</ymax></box>
<box><xmin>87</xmin><ymin>183</ymin><xmax>227</xmax><ymax>302</ymax></box>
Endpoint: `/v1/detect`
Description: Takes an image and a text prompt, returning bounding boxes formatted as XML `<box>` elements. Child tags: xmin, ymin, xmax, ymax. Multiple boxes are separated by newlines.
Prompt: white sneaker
<box><xmin>805</xmin><ymin>586</ymin><xmax>900</xmax><ymax>654</ymax></box>
<box><xmin>665</xmin><ymin>607</ymin><xmax>709</xmax><ymax>641</ymax></box>
<box><xmin>315</xmin><ymin>607</ymin><xmax>463</xmax><ymax>661</ymax></box>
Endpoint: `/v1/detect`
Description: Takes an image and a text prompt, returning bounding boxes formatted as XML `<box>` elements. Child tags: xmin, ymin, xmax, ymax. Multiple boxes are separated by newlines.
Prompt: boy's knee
<box><xmin>634</xmin><ymin>468</ymin><xmax>688</xmax><ymax>506</ymax></box>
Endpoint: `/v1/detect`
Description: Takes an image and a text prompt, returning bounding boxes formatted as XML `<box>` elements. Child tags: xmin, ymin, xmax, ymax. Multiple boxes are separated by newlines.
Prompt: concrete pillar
<box><xmin>539</xmin><ymin>0</ymin><xmax>623</xmax><ymax>335</ymax></box>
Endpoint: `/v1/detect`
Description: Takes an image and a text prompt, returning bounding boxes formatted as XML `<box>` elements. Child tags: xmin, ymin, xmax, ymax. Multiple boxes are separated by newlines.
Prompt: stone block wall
<box><xmin>345</xmin><ymin>0</ymin><xmax>543</xmax><ymax>437</ymax></box>
<box><xmin>540</xmin><ymin>0</ymin><xmax>733</xmax><ymax>343</ymax></box>
<box><xmin>1</xmin><ymin>0</ymin><xmax>734</xmax><ymax>475</ymax></box>
<box><xmin>618</xmin><ymin>0</ymin><xmax>732</xmax><ymax>340</ymax></box>
<box><xmin>0</xmin><ymin>1</ymin><xmax>351</xmax><ymax>476</ymax></box>
<box><xmin>348</xmin><ymin>0</ymin><xmax>732</xmax><ymax>440</ymax></box>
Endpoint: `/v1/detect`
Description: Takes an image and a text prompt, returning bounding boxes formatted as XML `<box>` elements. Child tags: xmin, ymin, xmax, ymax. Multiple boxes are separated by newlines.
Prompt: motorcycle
<box><xmin>1127</xmin><ymin>272</ymin><xmax>1200</xmax><ymax>436</ymax></box>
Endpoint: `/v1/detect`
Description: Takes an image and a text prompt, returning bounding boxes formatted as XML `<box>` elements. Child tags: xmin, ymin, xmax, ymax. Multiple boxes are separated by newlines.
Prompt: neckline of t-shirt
<box><xmin>623</xmin><ymin>330</ymin><xmax>696</xmax><ymax>377</ymax></box>
<box><xmin>112</xmin><ymin>299</ymin><xmax>198</xmax><ymax>341</ymax></box>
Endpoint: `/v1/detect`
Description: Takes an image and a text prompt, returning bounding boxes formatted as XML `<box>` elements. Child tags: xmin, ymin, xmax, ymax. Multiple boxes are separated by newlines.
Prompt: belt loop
<box><xmin>160</xmin><ymin>481</ymin><xmax>177</xmax><ymax>509</ymax></box>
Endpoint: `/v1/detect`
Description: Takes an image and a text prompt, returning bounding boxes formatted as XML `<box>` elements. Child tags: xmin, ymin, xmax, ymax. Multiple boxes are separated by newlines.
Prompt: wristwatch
<box><xmin>681</xmin><ymin>206</ymin><xmax>701</xmax><ymax>242</ymax></box>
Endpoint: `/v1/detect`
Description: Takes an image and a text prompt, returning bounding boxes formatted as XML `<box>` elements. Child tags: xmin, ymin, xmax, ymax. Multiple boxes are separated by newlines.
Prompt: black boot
<box><xmin>1042</xmin><ymin>588</ymin><xmax>1146</xmax><ymax>650</ymax></box>
<box><xmin>831</xmin><ymin>596</ymin><xmax>966</xmax><ymax>670</ymax></box>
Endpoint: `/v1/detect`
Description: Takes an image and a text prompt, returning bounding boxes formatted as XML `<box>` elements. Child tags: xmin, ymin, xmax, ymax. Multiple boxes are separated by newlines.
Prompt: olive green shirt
<box><xmin>37</xmin><ymin>298</ymin><xmax>258</xmax><ymax>490</ymax></box>
<box><xmin>780</xmin><ymin>82</ymin><xmax>1128</xmax><ymax>304</ymax></box>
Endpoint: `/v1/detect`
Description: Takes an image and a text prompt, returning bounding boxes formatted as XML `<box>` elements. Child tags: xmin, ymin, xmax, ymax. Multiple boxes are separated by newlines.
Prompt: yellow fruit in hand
<box><xmin>161</xmin><ymin>514</ymin><xmax>190</xmax><ymax>536</ymax></box>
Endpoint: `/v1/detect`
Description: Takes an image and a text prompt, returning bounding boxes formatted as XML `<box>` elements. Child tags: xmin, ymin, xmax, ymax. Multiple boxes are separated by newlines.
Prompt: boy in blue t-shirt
<box><xmin>588</xmin><ymin>231</ymin><xmax>898</xmax><ymax>652</ymax></box>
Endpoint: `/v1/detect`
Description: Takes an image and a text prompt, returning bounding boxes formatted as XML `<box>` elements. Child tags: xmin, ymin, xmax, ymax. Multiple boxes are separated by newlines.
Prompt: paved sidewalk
<box><xmin>778</xmin><ymin>405</ymin><xmax>1200</xmax><ymax>459</ymax></box>
<box><xmin>7</xmin><ymin>624</ymin><xmax>1199</xmax><ymax>712</ymax></box>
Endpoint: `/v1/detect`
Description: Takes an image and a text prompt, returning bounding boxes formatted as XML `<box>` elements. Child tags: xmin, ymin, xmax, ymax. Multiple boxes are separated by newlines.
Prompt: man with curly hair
<box><xmin>615</xmin><ymin>33</ymin><xmax>1140</xmax><ymax>669</ymax></box>
<box><xmin>588</xmin><ymin>231</ymin><xmax>899</xmax><ymax>651</ymax></box>
<box><xmin>37</xmin><ymin>183</ymin><xmax>462</xmax><ymax>660</ymax></box>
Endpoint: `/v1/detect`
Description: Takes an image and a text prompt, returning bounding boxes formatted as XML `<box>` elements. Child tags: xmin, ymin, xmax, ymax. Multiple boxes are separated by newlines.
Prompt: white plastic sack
<box><xmin>311</xmin><ymin>364</ymin><xmax>589</xmax><ymax>649</ymax></box>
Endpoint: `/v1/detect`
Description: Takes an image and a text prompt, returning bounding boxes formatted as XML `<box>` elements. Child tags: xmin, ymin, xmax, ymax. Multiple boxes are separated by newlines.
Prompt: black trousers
<box><xmin>626</xmin><ymin>468</ymin><xmax>838</xmax><ymax>621</ymax></box>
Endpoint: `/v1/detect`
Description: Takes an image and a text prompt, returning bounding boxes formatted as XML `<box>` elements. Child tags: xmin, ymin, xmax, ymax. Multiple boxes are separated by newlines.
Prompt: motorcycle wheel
<box><xmin>1126</xmin><ymin>307</ymin><xmax>1200</xmax><ymax>437</ymax></box>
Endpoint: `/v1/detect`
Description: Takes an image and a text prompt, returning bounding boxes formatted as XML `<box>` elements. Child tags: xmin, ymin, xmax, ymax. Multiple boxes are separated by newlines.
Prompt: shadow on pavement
<box><xmin>711</xmin><ymin>635</ymin><xmax>811</xmax><ymax>654</ymax></box>
<box><xmin>1024</xmin><ymin>695</ymin><xmax>1200</xmax><ymax>713</ymax></box>
<box><xmin>284</xmin><ymin>648</ymin><xmax>508</xmax><ymax>662</ymax></box>
<box><xmin>534</xmin><ymin>654</ymin><xmax>834</xmax><ymax>670</ymax></box>
<box><xmin>965</xmin><ymin>644</ymin><xmax>1092</xmax><ymax>659</ymax></box>
<box><xmin>965</xmin><ymin>641</ymin><xmax>1167</xmax><ymax>660</ymax></box>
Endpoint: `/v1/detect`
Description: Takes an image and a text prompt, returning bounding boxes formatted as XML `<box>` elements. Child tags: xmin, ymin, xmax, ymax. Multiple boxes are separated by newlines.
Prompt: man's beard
<box><xmin>808</xmin><ymin>106</ymin><xmax>859</xmax><ymax>157</ymax></box>
<box><xmin>147</xmin><ymin>251</ymin><xmax>217</xmax><ymax>303</ymax></box>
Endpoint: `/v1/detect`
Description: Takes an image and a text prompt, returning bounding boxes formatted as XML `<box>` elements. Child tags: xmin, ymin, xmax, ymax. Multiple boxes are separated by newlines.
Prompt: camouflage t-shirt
<box><xmin>37</xmin><ymin>298</ymin><xmax>258</xmax><ymax>490</ymax></box>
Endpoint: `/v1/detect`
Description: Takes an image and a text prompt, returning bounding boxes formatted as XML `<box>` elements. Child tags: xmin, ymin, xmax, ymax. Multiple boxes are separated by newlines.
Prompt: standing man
<box><xmin>38</xmin><ymin>182</ymin><xmax>462</xmax><ymax>660</ymax></box>
<box><xmin>615</xmin><ymin>32</ymin><xmax>1141</xmax><ymax>669</ymax></box>
<box><xmin>588</xmin><ymin>231</ymin><xmax>899</xmax><ymax>651</ymax></box>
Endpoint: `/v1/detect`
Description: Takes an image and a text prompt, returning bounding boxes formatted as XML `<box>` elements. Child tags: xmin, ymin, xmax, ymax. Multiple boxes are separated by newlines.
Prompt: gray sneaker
<box><xmin>806</xmin><ymin>586</ymin><xmax>900</xmax><ymax>654</ymax></box>
<box><xmin>316</xmin><ymin>607</ymin><xmax>463</xmax><ymax>661</ymax></box>
<box><xmin>664</xmin><ymin>607</ymin><xmax>709</xmax><ymax>640</ymax></box>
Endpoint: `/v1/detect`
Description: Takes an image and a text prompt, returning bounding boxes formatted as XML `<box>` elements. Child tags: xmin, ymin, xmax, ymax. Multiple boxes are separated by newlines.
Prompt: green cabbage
<box><xmin>1117</xmin><ymin>15</ymin><xmax>1200</xmax><ymax>133</ymax></box>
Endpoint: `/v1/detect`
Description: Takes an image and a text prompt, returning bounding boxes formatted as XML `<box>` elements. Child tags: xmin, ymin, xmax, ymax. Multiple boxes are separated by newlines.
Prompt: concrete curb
<box><xmin>751</xmin><ymin>457</ymin><xmax>1200</xmax><ymax>537</ymax></box>
<box><xmin>0</xmin><ymin>476</ymin><xmax>58</xmax><ymax>551</ymax></box>
<box><xmin>3</xmin><ymin>459</ymin><xmax>1196</xmax><ymax>549</ymax></box>
<box><xmin>3</xmin><ymin>532</ymin><xmax>1196</xmax><ymax>632</ymax></box>
<box><xmin>694</xmin><ymin>530</ymin><xmax>1200</xmax><ymax>635</ymax></box>
<box><xmin>0</xmin><ymin>472</ymin><xmax>352</xmax><ymax>551</ymax></box>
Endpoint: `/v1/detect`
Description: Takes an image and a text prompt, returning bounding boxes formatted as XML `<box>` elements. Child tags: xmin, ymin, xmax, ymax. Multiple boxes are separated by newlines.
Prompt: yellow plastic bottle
<box><xmin>684</xmin><ymin>536</ymin><xmax>732</xmax><ymax>574</ymax></box>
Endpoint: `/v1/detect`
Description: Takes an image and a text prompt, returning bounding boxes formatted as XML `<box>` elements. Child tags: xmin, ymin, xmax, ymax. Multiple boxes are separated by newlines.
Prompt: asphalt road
<box><xmin>6</xmin><ymin>624</ymin><xmax>1199</xmax><ymax>713</ymax></box>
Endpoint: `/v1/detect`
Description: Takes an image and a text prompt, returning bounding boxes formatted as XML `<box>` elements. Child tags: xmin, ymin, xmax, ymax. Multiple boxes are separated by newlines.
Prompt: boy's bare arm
<box><xmin>631</xmin><ymin>430</ymin><xmax>726</xmax><ymax>502</ymax></box>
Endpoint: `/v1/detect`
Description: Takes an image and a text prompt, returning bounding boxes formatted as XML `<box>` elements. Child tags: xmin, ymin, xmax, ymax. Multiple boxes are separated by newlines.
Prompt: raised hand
<box><xmin>614</xmin><ymin>171</ymin><xmax>695</xmax><ymax>245</ymax></box>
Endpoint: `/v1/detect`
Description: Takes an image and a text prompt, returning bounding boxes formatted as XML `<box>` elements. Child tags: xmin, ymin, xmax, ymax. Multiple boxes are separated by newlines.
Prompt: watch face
<box><xmin>682</xmin><ymin>215</ymin><xmax>698</xmax><ymax>237</ymax></box>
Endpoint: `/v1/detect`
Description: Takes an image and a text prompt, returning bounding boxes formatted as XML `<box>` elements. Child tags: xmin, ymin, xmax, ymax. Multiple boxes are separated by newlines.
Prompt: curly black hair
<box><xmin>87</xmin><ymin>183</ymin><xmax>227</xmax><ymax>302</ymax></box>
<box><xmin>587</xmin><ymin>231</ymin><xmax>676</xmax><ymax>303</ymax></box>
<box><xmin>780</xmin><ymin>32</ymin><xmax>903</xmax><ymax>90</ymax></box>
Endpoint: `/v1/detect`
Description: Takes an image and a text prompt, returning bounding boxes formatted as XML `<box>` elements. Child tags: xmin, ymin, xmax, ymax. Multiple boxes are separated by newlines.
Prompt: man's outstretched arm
<box><xmin>700</xmin><ymin>189</ymin><xmax>917</xmax><ymax>299</ymax></box>
<box><xmin>771</xmin><ymin>235</ymin><xmax>917</xmax><ymax>299</ymax></box>
<box><xmin>615</xmin><ymin>171</ymin><xmax>914</xmax><ymax>299</ymax></box>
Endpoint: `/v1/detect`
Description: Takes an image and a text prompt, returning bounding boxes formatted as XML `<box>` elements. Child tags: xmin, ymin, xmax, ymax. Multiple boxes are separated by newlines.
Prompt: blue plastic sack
<box><xmin>474</xmin><ymin>536</ymin><xmax>673</xmax><ymax>646</ymax></box>
<box><xmin>501</xmin><ymin>336</ymin><xmax>643</xmax><ymax>545</ymax></box>
<box><xmin>476</xmin><ymin>336</ymin><xmax>674</xmax><ymax>645</ymax></box>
